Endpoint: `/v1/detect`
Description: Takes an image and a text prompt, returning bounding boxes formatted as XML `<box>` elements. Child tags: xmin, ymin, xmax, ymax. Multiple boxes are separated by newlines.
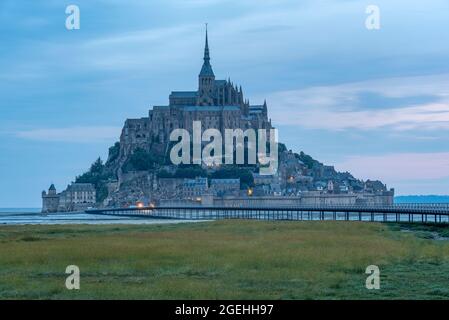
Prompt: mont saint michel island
<box><xmin>42</xmin><ymin>30</ymin><xmax>394</xmax><ymax>213</ymax></box>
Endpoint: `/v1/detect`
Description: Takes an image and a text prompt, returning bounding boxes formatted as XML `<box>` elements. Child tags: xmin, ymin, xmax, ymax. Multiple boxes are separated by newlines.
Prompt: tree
<box><xmin>76</xmin><ymin>157</ymin><xmax>115</xmax><ymax>203</ymax></box>
<box><xmin>210</xmin><ymin>167</ymin><xmax>254</xmax><ymax>189</ymax></box>
<box><xmin>107</xmin><ymin>142</ymin><xmax>120</xmax><ymax>164</ymax></box>
<box><xmin>278</xmin><ymin>143</ymin><xmax>287</xmax><ymax>153</ymax></box>
<box><xmin>297</xmin><ymin>151</ymin><xmax>321</xmax><ymax>169</ymax></box>
<box><xmin>157</xmin><ymin>170</ymin><xmax>173</xmax><ymax>179</ymax></box>
<box><xmin>173</xmin><ymin>166</ymin><xmax>207</xmax><ymax>178</ymax></box>
<box><xmin>122</xmin><ymin>148</ymin><xmax>161</xmax><ymax>172</ymax></box>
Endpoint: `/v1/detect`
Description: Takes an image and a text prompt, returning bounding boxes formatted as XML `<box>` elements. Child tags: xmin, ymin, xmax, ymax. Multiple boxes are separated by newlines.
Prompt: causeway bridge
<box><xmin>86</xmin><ymin>203</ymin><xmax>449</xmax><ymax>224</ymax></box>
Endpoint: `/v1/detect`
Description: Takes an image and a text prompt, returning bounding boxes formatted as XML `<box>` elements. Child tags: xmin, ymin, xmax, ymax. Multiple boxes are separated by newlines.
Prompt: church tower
<box><xmin>198</xmin><ymin>25</ymin><xmax>215</xmax><ymax>106</ymax></box>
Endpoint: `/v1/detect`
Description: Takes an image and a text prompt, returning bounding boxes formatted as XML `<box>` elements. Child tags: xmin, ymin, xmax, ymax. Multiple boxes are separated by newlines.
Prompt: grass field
<box><xmin>1</xmin><ymin>220</ymin><xmax>449</xmax><ymax>299</ymax></box>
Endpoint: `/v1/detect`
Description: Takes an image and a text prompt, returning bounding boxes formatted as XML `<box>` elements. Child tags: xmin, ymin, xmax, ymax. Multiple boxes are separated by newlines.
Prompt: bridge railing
<box><xmin>86</xmin><ymin>203</ymin><xmax>449</xmax><ymax>213</ymax></box>
<box><xmin>86</xmin><ymin>203</ymin><xmax>449</xmax><ymax>223</ymax></box>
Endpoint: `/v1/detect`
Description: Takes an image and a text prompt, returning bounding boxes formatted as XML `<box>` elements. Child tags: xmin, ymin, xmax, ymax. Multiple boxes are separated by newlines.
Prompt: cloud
<box><xmin>0</xmin><ymin>0</ymin><xmax>369</xmax><ymax>76</ymax></box>
<box><xmin>15</xmin><ymin>126</ymin><xmax>121</xmax><ymax>143</ymax></box>
<box><xmin>334</xmin><ymin>152</ymin><xmax>449</xmax><ymax>181</ymax></box>
<box><xmin>265</xmin><ymin>74</ymin><xmax>449</xmax><ymax>131</ymax></box>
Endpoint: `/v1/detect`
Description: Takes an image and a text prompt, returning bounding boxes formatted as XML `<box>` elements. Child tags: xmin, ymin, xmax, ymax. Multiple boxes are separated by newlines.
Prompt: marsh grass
<box><xmin>0</xmin><ymin>220</ymin><xmax>448</xmax><ymax>299</ymax></box>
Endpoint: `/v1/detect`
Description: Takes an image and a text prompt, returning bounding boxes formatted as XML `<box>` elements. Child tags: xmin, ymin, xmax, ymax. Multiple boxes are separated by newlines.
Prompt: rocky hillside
<box><xmin>74</xmin><ymin>134</ymin><xmax>388</xmax><ymax>207</ymax></box>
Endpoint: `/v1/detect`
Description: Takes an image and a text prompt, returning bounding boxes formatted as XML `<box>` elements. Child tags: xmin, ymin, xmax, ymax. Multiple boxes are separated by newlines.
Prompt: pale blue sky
<box><xmin>1</xmin><ymin>0</ymin><xmax>448</xmax><ymax>207</ymax></box>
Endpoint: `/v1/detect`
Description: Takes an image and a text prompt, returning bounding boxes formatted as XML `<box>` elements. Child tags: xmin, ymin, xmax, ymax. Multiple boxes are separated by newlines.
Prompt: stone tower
<box><xmin>198</xmin><ymin>25</ymin><xmax>215</xmax><ymax>106</ymax></box>
<box><xmin>41</xmin><ymin>184</ymin><xmax>60</xmax><ymax>213</ymax></box>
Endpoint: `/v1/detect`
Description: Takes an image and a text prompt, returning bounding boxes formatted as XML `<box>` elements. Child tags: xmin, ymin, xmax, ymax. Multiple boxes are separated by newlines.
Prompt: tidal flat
<box><xmin>0</xmin><ymin>220</ymin><xmax>449</xmax><ymax>299</ymax></box>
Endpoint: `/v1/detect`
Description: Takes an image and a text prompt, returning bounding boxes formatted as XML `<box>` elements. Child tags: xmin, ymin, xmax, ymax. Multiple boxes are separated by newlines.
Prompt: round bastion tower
<box><xmin>41</xmin><ymin>184</ymin><xmax>60</xmax><ymax>213</ymax></box>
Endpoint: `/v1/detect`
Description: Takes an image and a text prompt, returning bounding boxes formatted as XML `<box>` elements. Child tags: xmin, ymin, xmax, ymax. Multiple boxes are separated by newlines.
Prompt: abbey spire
<box><xmin>204</xmin><ymin>24</ymin><xmax>210</xmax><ymax>61</ymax></box>
<box><xmin>198</xmin><ymin>24</ymin><xmax>215</xmax><ymax>106</ymax></box>
<box><xmin>199</xmin><ymin>24</ymin><xmax>215</xmax><ymax>77</ymax></box>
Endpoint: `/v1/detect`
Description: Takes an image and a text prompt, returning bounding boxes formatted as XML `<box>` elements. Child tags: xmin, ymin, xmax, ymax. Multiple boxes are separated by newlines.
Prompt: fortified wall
<box><xmin>159</xmin><ymin>190</ymin><xmax>394</xmax><ymax>207</ymax></box>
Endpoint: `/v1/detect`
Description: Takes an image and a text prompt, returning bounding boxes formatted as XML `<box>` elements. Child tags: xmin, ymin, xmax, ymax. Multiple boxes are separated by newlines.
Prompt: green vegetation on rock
<box><xmin>75</xmin><ymin>158</ymin><xmax>116</xmax><ymax>203</ymax></box>
<box><xmin>106</xmin><ymin>142</ymin><xmax>120</xmax><ymax>164</ymax></box>
<box><xmin>297</xmin><ymin>151</ymin><xmax>322</xmax><ymax>169</ymax></box>
<box><xmin>122</xmin><ymin>148</ymin><xmax>163</xmax><ymax>172</ymax></box>
<box><xmin>209</xmin><ymin>167</ymin><xmax>254</xmax><ymax>189</ymax></box>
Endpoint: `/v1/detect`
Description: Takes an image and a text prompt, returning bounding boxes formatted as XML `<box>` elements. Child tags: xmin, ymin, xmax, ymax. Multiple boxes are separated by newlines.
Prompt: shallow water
<box><xmin>0</xmin><ymin>210</ymin><xmax>202</xmax><ymax>225</ymax></box>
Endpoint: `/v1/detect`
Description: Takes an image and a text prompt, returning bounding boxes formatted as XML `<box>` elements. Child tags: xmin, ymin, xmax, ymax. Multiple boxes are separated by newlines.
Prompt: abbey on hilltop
<box><xmin>42</xmin><ymin>28</ymin><xmax>394</xmax><ymax>212</ymax></box>
<box><xmin>120</xmin><ymin>26</ymin><xmax>272</xmax><ymax>158</ymax></box>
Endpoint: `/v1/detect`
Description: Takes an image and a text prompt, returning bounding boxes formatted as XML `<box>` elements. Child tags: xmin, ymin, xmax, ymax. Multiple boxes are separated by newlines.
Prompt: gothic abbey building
<box><xmin>120</xmin><ymin>29</ymin><xmax>273</xmax><ymax>158</ymax></box>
